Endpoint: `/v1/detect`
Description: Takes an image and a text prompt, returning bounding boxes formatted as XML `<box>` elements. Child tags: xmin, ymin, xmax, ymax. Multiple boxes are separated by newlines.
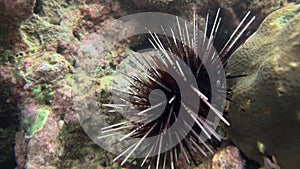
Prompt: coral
<box><xmin>226</xmin><ymin>4</ymin><xmax>300</xmax><ymax>169</ymax></box>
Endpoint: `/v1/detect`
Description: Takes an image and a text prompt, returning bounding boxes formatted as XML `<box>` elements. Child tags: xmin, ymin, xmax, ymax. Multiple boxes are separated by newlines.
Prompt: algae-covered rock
<box><xmin>195</xmin><ymin>146</ymin><xmax>244</xmax><ymax>169</ymax></box>
<box><xmin>21</xmin><ymin>103</ymin><xmax>51</xmax><ymax>138</ymax></box>
<box><xmin>0</xmin><ymin>0</ymin><xmax>35</xmax><ymax>47</ymax></box>
<box><xmin>211</xmin><ymin>146</ymin><xmax>244</xmax><ymax>169</ymax></box>
<box><xmin>226</xmin><ymin>4</ymin><xmax>300</xmax><ymax>169</ymax></box>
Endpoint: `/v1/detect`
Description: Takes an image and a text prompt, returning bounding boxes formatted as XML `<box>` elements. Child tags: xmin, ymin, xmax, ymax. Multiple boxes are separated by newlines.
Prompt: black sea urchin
<box><xmin>99</xmin><ymin>9</ymin><xmax>255</xmax><ymax>169</ymax></box>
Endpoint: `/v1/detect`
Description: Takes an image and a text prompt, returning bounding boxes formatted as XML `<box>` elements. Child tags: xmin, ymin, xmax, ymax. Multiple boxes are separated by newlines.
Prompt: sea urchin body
<box><xmin>92</xmin><ymin>9</ymin><xmax>255</xmax><ymax>169</ymax></box>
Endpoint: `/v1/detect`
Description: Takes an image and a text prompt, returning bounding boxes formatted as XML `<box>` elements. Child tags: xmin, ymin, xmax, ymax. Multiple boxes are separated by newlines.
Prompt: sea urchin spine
<box><xmin>98</xmin><ymin>9</ymin><xmax>255</xmax><ymax>169</ymax></box>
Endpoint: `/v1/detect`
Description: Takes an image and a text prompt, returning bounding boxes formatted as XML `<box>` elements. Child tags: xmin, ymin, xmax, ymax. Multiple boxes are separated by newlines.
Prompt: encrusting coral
<box><xmin>226</xmin><ymin>4</ymin><xmax>300</xmax><ymax>169</ymax></box>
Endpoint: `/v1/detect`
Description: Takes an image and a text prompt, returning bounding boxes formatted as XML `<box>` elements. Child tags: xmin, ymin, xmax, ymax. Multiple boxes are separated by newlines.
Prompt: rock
<box><xmin>195</xmin><ymin>146</ymin><xmax>244</xmax><ymax>169</ymax></box>
<box><xmin>0</xmin><ymin>0</ymin><xmax>35</xmax><ymax>30</ymax></box>
<box><xmin>226</xmin><ymin>4</ymin><xmax>300</xmax><ymax>169</ymax></box>
<box><xmin>211</xmin><ymin>146</ymin><xmax>244</xmax><ymax>169</ymax></box>
<box><xmin>0</xmin><ymin>0</ymin><xmax>35</xmax><ymax>47</ymax></box>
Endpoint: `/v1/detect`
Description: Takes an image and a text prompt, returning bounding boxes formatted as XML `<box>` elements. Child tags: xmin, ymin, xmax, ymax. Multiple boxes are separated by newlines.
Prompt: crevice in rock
<box><xmin>0</xmin><ymin>84</ymin><xmax>20</xmax><ymax>169</ymax></box>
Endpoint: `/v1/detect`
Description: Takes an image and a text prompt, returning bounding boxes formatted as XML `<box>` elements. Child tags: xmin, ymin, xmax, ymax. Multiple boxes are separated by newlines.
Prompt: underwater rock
<box><xmin>211</xmin><ymin>146</ymin><xmax>244</xmax><ymax>169</ymax></box>
<box><xmin>0</xmin><ymin>0</ymin><xmax>35</xmax><ymax>47</ymax></box>
<box><xmin>22</xmin><ymin>114</ymin><xmax>61</xmax><ymax>169</ymax></box>
<box><xmin>20</xmin><ymin>99</ymin><xmax>51</xmax><ymax>138</ymax></box>
<box><xmin>195</xmin><ymin>146</ymin><xmax>244</xmax><ymax>169</ymax></box>
<box><xmin>0</xmin><ymin>0</ymin><xmax>35</xmax><ymax>30</ymax></box>
<box><xmin>128</xmin><ymin>0</ymin><xmax>285</xmax><ymax>54</ymax></box>
<box><xmin>226</xmin><ymin>4</ymin><xmax>300</xmax><ymax>169</ymax></box>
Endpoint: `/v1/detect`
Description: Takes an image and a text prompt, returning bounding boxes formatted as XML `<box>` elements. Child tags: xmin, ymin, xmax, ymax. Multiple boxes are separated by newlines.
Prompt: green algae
<box><xmin>31</xmin><ymin>84</ymin><xmax>54</xmax><ymax>105</ymax></box>
<box><xmin>22</xmin><ymin>107</ymin><xmax>51</xmax><ymax>138</ymax></box>
<box><xmin>272</xmin><ymin>10</ymin><xmax>299</xmax><ymax>29</ymax></box>
<box><xmin>19</xmin><ymin>14</ymin><xmax>75</xmax><ymax>54</ymax></box>
<box><xmin>99</xmin><ymin>75</ymin><xmax>113</xmax><ymax>91</ymax></box>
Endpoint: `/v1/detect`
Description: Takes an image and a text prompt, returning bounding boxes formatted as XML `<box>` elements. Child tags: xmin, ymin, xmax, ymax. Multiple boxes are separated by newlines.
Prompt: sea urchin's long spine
<box><xmin>99</xmin><ymin>9</ymin><xmax>255</xmax><ymax>169</ymax></box>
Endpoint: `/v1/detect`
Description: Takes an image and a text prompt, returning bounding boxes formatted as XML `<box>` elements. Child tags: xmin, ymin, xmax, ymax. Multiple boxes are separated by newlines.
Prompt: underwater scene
<box><xmin>0</xmin><ymin>0</ymin><xmax>300</xmax><ymax>169</ymax></box>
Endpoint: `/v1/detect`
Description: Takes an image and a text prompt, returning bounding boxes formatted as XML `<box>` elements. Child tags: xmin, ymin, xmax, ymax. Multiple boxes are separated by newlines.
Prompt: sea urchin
<box><xmin>95</xmin><ymin>9</ymin><xmax>255</xmax><ymax>169</ymax></box>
